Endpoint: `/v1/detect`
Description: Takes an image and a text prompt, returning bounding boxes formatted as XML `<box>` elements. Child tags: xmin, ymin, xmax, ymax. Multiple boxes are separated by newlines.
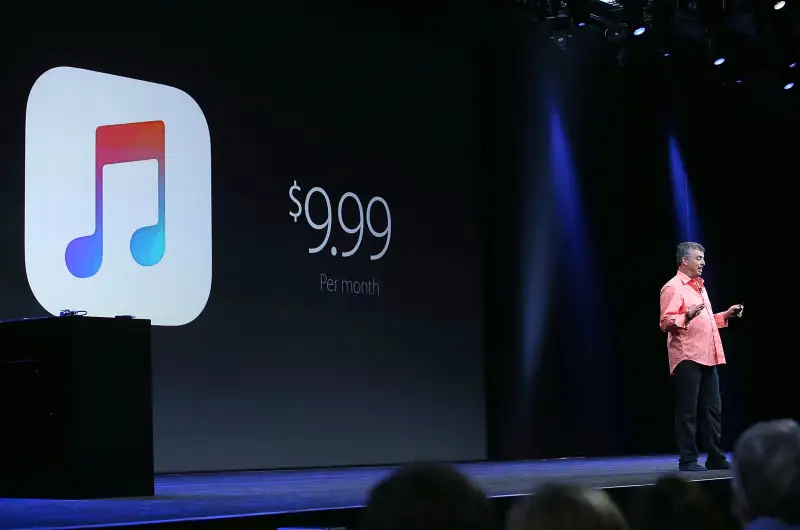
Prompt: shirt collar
<box><xmin>676</xmin><ymin>270</ymin><xmax>704</xmax><ymax>288</ymax></box>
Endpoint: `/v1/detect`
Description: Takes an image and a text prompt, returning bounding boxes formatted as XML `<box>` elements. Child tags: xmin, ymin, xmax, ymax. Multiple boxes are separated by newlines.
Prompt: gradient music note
<box><xmin>65</xmin><ymin>120</ymin><xmax>166</xmax><ymax>278</ymax></box>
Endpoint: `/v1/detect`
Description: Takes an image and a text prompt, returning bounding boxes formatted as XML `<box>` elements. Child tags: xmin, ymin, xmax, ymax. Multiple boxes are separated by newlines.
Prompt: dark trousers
<box><xmin>673</xmin><ymin>360</ymin><xmax>726</xmax><ymax>465</ymax></box>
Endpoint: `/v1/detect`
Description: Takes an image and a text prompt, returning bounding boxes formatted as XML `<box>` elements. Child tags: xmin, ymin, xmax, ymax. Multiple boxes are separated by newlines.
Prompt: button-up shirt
<box><xmin>659</xmin><ymin>270</ymin><xmax>728</xmax><ymax>374</ymax></box>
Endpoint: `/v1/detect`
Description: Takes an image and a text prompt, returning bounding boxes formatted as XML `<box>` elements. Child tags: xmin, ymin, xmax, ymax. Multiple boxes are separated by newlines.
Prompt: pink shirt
<box><xmin>659</xmin><ymin>271</ymin><xmax>728</xmax><ymax>375</ymax></box>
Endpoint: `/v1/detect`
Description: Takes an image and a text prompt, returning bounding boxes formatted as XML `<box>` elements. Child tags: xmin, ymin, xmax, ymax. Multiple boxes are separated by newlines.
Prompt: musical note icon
<box><xmin>65</xmin><ymin>120</ymin><xmax>166</xmax><ymax>278</ymax></box>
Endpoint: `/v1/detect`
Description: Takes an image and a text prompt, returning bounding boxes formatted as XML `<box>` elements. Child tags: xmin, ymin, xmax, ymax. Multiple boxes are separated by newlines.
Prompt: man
<box><xmin>659</xmin><ymin>242</ymin><xmax>743</xmax><ymax>471</ymax></box>
<box><xmin>732</xmin><ymin>419</ymin><xmax>800</xmax><ymax>530</ymax></box>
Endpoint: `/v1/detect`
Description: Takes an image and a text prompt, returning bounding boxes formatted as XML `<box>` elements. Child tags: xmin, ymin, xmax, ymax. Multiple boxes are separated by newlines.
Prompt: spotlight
<box><xmin>551</xmin><ymin>30</ymin><xmax>571</xmax><ymax>50</ymax></box>
<box><xmin>775</xmin><ymin>1</ymin><xmax>786</xmax><ymax>9</ymax></box>
<box><xmin>791</xmin><ymin>63</ymin><xmax>797</xmax><ymax>68</ymax></box>
<box><xmin>785</xmin><ymin>82</ymin><xmax>795</xmax><ymax>90</ymax></box>
<box><xmin>663</xmin><ymin>52</ymin><xmax>670</xmax><ymax>57</ymax></box>
<box><xmin>714</xmin><ymin>58</ymin><xmax>726</xmax><ymax>66</ymax></box>
<box><xmin>633</xmin><ymin>26</ymin><xmax>646</xmax><ymax>36</ymax></box>
<box><xmin>547</xmin><ymin>13</ymin><xmax>574</xmax><ymax>51</ymax></box>
<box><xmin>736</xmin><ymin>79</ymin><xmax>742</xmax><ymax>84</ymax></box>
<box><xmin>604</xmin><ymin>27</ymin><xmax>626</xmax><ymax>44</ymax></box>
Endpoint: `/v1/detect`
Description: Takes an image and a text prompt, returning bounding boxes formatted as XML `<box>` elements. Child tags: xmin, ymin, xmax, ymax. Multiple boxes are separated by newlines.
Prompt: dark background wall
<box><xmin>3</xmin><ymin>4</ymin><xmax>795</xmax><ymax>472</ymax></box>
<box><xmin>0</xmin><ymin>6</ymin><xmax>487</xmax><ymax>472</ymax></box>
<box><xmin>486</xmin><ymin>12</ymin><xmax>799</xmax><ymax>461</ymax></box>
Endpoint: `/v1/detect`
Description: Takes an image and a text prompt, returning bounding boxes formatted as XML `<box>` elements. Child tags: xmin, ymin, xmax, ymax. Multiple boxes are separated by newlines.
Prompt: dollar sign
<box><xmin>288</xmin><ymin>180</ymin><xmax>302</xmax><ymax>222</ymax></box>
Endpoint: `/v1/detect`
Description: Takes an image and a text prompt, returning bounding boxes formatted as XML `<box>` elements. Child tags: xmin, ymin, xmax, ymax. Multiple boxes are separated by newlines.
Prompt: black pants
<box><xmin>673</xmin><ymin>360</ymin><xmax>726</xmax><ymax>465</ymax></box>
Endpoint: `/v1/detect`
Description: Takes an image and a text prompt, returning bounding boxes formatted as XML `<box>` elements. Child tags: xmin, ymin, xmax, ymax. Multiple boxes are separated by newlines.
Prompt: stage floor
<box><xmin>0</xmin><ymin>454</ymin><xmax>732</xmax><ymax>530</ymax></box>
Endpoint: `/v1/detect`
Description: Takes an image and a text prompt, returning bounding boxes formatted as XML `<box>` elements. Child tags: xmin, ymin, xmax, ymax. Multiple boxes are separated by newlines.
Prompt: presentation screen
<box><xmin>1</xmin><ymin>11</ymin><xmax>486</xmax><ymax>471</ymax></box>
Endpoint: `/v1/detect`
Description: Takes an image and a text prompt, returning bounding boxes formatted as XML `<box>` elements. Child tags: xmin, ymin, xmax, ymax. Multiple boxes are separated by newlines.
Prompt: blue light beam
<box><xmin>549</xmin><ymin>102</ymin><xmax>594</xmax><ymax>290</ymax></box>
<box><xmin>668</xmin><ymin>136</ymin><xmax>701</xmax><ymax>242</ymax></box>
<box><xmin>521</xmin><ymin>167</ymin><xmax>556</xmax><ymax>384</ymax></box>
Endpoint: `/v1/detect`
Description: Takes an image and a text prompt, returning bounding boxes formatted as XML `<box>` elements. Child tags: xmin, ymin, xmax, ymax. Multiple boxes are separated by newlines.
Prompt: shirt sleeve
<box><xmin>714</xmin><ymin>312</ymin><xmax>729</xmax><ymax>329</ymax></box>
<box><xmin>659</xmin><ymin>284</ymin><xmax>687</xmax><ymax>332</ymax></box>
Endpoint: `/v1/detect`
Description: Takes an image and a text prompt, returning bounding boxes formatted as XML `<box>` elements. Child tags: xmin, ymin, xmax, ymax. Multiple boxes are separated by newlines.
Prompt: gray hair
<box><xmin>732</xmin><ymin>419</ymin><xmax>800</xmax><ymax>523</ymax></box>
<box><xmin>676</xmin><ymin>242</ymin><xmax>705</xmax><ymax>266</ymax></box>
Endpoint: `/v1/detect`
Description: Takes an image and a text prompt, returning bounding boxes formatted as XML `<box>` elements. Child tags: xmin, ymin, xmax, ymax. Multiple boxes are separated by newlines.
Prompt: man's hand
<box><xmin>686</xmin><ymin>304</ymin><xmax>705</xmax><ymax>320</ymax></box>
<box><xmin>726</xmin><ymin>304</ymin><xmax>744</xmax><ymax>319</ymax></box>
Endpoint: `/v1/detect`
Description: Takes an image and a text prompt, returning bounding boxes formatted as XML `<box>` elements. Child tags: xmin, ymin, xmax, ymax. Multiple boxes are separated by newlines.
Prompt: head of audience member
<box><xmin>628</xmin><ymin>475</ymin><xmax>725</xmax><ymax>530</ymax></box>
<box><xmin>362</xmin><ymin>462</ymin><xmax>494</xmax><ymax>530</ymax></box>
<box><xmin>733</xmin><ymin>419</ymin><xmax>800</xmax><ymax>527</ymax></box>
<box><xmin>507</xmin><ymin>483</ymin><xmax>628</xmax><ymax>530</ymax></box>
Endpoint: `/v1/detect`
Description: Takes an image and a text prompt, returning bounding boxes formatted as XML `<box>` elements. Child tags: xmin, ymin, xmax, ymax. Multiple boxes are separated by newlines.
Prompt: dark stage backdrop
<box><xmin>0</xmin><ymin>7</ymin><xmax>486</xmax><ymax>472</ymax></box>
<box><xmin>487</xmin><ymin>15</ymin><xmax>795</xmax><ymax>460</ymax></box>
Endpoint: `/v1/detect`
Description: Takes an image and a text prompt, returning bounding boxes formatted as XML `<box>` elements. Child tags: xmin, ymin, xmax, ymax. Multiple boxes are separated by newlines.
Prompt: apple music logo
<box><xmin>25</xmin><ymin>67</ymin><xmax>212</xmax><ymax>327</ymax></box>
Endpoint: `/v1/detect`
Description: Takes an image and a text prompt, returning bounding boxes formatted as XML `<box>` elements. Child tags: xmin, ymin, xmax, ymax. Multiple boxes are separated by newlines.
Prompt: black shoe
<box><xmin>679</xmin><ymin>462</ymin><xmax>707</xmax><ymax>472</ymax></box>
<box><xmin>705</xmin><ymin>459</ymin><xmax>731</xmax><ymax>470</ymax></box>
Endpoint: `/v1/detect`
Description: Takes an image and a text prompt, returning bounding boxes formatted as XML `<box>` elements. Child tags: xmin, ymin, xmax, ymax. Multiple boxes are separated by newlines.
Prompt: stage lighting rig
<box><xmin>753</xmin><ymin>0</ymin><xmax>800</xmax><ymax>67</ymax></box>
<box><xmin>622</xmin><ymin>0</ymin><xmax>648</xmax><ymax>35</ymax></box>
<box><xmin>518</xmin><ymin>0</ymin><xmax>577</xmax><ymax>50</ymax></box>
<box><xmin>590</xmin><ymin>0</ymin><xmax>654</xmax><ymax>66</ymax></box>
<box><xmin>517</xmin><ymin>0</ymin><xmax>800</xmax><ymax>108</ymax></box>
<box><xmin>580</xmin><ymin>0</ymin><xmax>654</xmax><ymax>46</ymax></box>
<box><xmin>586</xmin><ymin>0</ymin><xmax>625</xmax><ymax>28</ymax></box>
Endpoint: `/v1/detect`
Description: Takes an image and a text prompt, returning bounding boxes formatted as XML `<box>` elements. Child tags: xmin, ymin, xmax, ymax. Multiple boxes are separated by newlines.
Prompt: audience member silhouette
<box><xmin>507</xmin><ymin>483</ymin><xmax>628</xmax><ymax>530</ymax></box>
<box><xmin>627</xmin><ymin>475</ymin><xmax>725</xmax><ymax>530</ymax></box>
<box><xmin>362</xmin><ymin>462</ymin><xmax>494</xmax><ymax>530</ymax></box>
<box><xmin>358</xmin><ymin>426</ymin><xmax>800</xmax><ymax>530</ymax></box>
<box><xmin>733</xmin><ymin>419</ymin><xmax>800</xmax><ymax>530</ymax></box>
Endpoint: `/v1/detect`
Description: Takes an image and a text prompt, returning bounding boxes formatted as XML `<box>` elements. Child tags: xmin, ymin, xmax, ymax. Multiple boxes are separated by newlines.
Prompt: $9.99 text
<box><xmin>288</xmin><ymin>181</ymin><xmax>391</xmax><ymax>261</ymax></box>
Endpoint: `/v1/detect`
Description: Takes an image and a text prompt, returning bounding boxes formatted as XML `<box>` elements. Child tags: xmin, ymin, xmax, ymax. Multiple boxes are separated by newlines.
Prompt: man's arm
<box><xmin>659</xmin><ymin>285</ymin><xmax>687</xmax><ymax>332</ymax></box>
<box><xmin>713</xmin><ymin>312</ymin><xmax>729</xmax><ymax>329</ymax></box>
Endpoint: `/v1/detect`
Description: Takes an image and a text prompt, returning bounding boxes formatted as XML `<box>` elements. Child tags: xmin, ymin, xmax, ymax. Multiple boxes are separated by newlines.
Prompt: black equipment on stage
<box><xmin>0</xmin><ymin>315</ymin><xmax>154</xmax><ymax>499</ymax></box>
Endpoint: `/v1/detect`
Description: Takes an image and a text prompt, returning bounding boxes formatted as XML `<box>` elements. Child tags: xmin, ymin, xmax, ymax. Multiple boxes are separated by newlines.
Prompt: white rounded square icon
<box><xmin>25</xmin><ymin>67</ymin><xmax>212</xmax><ymax>326</ymax></box>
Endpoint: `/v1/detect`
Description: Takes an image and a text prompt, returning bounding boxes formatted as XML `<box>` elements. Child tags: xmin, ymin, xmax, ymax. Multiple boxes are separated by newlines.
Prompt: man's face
<box><xmin>683</xmin><ymin>249</ymin><xmax>705</xmax><ymax>278</ymax></box>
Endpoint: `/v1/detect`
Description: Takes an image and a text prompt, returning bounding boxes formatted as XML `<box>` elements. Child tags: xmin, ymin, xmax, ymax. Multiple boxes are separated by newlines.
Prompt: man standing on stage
<box><xmin>659</xmin><ymin>242</ymin><xmax>743</xmax><ymax>471</ymax></box>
